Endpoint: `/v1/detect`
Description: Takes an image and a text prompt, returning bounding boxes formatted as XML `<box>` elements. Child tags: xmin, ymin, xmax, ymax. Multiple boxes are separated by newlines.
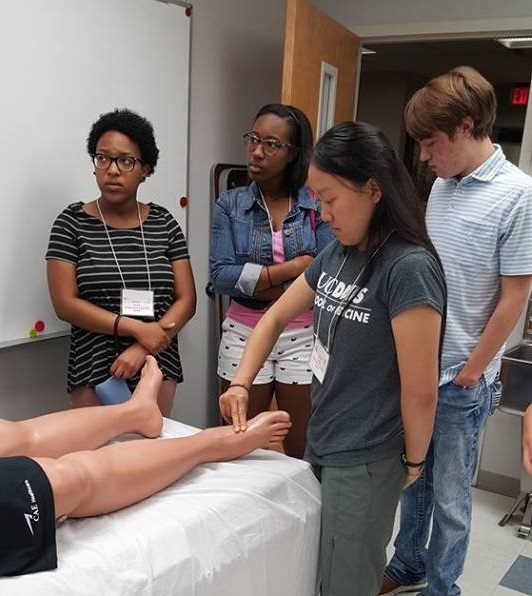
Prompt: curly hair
<box><xmin>87</xmin><ymin>108</ymin><xmax>159</xmax><ymax>175</ymax></box>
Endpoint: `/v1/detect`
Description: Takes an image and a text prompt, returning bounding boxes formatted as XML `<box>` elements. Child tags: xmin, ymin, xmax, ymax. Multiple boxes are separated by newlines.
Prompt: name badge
<box><xmin>121</xmin><ymin>289</ymin><xmax>154</xmax><ymax>318</ymax></box>
<box><xmin>309</xmin><ymin>336</ymin><xmax>329</xmax><ymax>384</ymax></box>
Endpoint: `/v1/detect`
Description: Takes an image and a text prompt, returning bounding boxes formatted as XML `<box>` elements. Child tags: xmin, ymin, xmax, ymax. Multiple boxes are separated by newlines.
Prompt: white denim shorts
<box><xmin>218</xmin><ymin>317</ymin><xmax>313</xmax><ymax>385</ymax></box>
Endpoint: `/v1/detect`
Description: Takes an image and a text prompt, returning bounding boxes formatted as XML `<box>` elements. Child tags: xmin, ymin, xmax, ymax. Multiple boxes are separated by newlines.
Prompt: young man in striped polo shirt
<box><xmin>380</xmin><ymin>66</ymin><xmax>532</xmax><ymax>596</ymax></box>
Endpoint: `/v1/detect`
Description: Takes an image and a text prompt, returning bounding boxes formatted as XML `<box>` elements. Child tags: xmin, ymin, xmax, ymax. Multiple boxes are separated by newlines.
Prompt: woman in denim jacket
<box><xmin>210</xmin><ymin>103</ymin><xmax>333</xmax><ymax>458</ymax></box>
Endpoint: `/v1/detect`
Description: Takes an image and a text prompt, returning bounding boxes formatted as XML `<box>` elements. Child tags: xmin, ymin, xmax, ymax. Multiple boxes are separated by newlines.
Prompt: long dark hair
<box><xmin>254</xmin><ymin>103</ymin><xmax>313</xmax><ymax>195</ymax></box>
<box><xmin>312</xmin><ymin>121</ymin><xmax>438</xmax><ymax>259</ymax></box>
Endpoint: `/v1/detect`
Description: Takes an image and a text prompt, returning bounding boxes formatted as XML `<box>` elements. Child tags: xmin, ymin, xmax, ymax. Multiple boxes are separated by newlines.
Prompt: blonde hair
<box><xmin>404</xmin><ymin>66</ymin><xmax>496</xmax><ymax>140</ymax></box>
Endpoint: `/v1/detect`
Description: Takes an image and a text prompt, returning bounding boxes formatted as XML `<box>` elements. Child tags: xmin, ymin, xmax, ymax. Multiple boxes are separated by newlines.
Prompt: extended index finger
<box><xmin>230</xmin><ymin>397</ymin><xmax>243</xmax><ymax>432</ymax></box>
<box><xmin>236</xmin><ymin>398</ymin><xmax>247</xmax><ymax>432</ymax></box>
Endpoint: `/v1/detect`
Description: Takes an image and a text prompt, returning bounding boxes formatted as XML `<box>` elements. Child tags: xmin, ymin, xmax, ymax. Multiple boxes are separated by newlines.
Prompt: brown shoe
<box><xmin>378</xmin><ymin>575</ymin><xmax>428</xmax><ymax>595</ymax></box>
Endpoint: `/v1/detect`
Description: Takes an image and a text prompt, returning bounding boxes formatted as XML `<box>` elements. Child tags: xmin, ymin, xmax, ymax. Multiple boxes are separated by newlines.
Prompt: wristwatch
<box><xmin>401</xmin><ymin>453</ymin><xmax>425</xmax><ymax>469</ymax></box>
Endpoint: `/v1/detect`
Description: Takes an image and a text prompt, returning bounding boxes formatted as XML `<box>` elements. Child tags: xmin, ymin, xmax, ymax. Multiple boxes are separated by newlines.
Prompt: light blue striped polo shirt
<box><xmin>426</xmin><ymin>145</ymin><xmax>532</xmax><ymax>385</ymax></box>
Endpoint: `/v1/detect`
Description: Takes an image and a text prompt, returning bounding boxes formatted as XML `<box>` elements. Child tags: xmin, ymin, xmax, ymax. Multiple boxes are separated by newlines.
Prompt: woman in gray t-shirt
<box><xmin>219</xmin><ymin>121</ymin><xmax>446</xmax><ymax>596</ymax></box>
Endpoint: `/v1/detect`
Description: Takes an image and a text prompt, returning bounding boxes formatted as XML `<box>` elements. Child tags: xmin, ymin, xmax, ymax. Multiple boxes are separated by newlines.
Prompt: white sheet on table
<box><xmin>1</xmin><ymin>419</ymin><xmax>321</xmax><ymax>596</ymax></box>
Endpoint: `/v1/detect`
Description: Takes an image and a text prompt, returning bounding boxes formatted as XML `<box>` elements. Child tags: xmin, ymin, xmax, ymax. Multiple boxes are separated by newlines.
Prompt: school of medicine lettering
<box><xmin>315</xmin><ymin>272</ymin><xmax>371</xmax><ymax>324</ymax></box>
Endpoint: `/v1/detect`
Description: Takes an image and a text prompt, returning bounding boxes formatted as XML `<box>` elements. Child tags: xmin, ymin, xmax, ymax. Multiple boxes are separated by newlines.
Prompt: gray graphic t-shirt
<box><xmin>304</xmin><ymin>237</ymin><xmax>446</xmax><ymax>466</ymax></box>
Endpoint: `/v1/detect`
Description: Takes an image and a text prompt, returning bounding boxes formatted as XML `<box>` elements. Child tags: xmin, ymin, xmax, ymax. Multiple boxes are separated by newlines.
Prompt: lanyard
<box><xmin>315</xmin><ymin>233</ymin><xmax>392</xmax><ymax>353</ymax></box>
<box><xmin>96</xmin><ymin>199</ymin><xmax>152</xmax><ymax>291</ymax></box>
<box><xmin>258</xmin><ymin>187</ymin><xmax>292</xmax><ymax>237</ymax></box>
<box><xmin>314</xmin><ymin>250</ymin><xmax>349</xmax><ymax>350</ymax></box>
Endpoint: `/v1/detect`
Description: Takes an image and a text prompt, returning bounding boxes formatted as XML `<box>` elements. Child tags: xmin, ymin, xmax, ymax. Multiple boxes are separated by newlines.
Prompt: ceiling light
<box><xmin>361</xmin><ymin>47</ymin><xmax>376</xmax><ymax>55</ymax></box>
<box><xmin>497</xmin><ymin>37</ymin><xmax>532</xmax><ymax>49</ymax></box>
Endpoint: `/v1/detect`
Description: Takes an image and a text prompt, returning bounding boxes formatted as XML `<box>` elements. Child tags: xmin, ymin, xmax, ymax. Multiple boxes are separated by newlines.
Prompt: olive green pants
<box><xmin>318</xmin><ymin>456</ymin><xmax>405</xmax><ymax>596</ymax></box>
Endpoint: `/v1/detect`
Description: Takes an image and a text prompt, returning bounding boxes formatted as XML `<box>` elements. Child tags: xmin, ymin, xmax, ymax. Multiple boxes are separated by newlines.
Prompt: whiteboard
<box><xmin>0</xmin><ymin>0</ymin><xmax>190</xmax><ymax>347</ymax></box>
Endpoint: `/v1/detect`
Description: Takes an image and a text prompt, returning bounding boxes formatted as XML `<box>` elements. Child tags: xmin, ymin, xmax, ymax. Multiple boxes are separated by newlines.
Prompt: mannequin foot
<box><xmin>246</xmin><ymin>411</ymin><xmax>292</xmax><ymax>449</ymax></box>
<box><xmin>127</xmin><ymin>355</ymin><xmax>163</xmax><ymax>438</ymax></box>
<box><xmin>201</xmin><ymin>411</ymin><xmax>292</xmax><ymax>461</ymax></box>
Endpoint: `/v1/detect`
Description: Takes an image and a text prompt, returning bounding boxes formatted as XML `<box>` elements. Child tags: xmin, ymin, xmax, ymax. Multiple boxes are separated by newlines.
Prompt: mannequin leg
<box><xmin>35</xmin><ymin>410</ymin><xmax>292</xmax><ymax>518</ymax></box>
<box><xmin>0</xmin><ymin>356</ymin><xmax>163</xmax><ymax>459</ymax></box>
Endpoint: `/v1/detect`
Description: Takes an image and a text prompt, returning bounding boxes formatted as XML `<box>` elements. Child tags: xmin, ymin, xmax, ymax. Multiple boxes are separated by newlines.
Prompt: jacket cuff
<box><xmin>236</xmin><ymin>262</ymin><xmax>263</xmax><ymax>296</ymax></box>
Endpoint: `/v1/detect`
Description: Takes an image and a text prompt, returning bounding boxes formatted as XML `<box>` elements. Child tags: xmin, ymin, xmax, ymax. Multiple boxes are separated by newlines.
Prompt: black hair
<box><xmin>312</xmin><ymin>121</ymin><xmax>439</xmax><ymax>260</ymax></box>
<box><xmin>86</xmin><ymin>108</ymin><xmax>159</xmax><ymax>175</ymax></box>
<box><xmin>254</xmin><ymin>103</ymin><xmax>313</xmax><ymax>195</ymax></box>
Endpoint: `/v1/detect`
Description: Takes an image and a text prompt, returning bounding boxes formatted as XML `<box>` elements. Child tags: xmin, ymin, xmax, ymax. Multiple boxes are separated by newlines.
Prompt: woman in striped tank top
<box><xmin>46</xmin><ymin>109</ymin><xmax>196</xmax><ymax>416</ymax></box>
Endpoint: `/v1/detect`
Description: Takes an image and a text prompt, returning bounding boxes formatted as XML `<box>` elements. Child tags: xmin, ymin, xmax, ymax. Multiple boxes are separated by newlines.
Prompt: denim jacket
<box><xmin>210</xmin><ymin>181</ymin><xmax>333</xmax><ymax>309</ymax></box>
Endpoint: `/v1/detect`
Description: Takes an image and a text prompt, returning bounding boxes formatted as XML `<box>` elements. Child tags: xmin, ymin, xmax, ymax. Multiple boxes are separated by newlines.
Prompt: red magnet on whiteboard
<box><xmin>34</xmin><ymin>320</ymin><xmax>45</xmax><ymax>332</ymax></box>
<box><xmin>185</xmin><ymin>6</ymin><xmax>192</xmax><ymax>16</ymax></box>
<box><xmin>179</xmin><ymin>196</ymin><xmax>188</xmax><ymax>208</ymax></box>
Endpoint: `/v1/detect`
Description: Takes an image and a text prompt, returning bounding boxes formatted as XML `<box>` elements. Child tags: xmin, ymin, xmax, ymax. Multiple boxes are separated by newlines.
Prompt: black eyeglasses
<box><xmin>92</xmin><ymin>153</ymin><xmax>144</xmax><ymax>173</ymax></box>
<box><xmin>242</xmin><ymin>132</ymin><xmax>293</xmax><ymax>156</ymax></box>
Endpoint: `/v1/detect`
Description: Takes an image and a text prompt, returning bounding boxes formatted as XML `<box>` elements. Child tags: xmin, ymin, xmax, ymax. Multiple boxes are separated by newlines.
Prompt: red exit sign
<box><xmin>511</xmin><ymin>85</ymin><xmax>529</xmax><ymax>106</ymax></box>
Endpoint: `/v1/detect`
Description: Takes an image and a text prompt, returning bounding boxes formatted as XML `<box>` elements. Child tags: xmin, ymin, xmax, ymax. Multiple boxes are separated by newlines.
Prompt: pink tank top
<box><xmin>226</xmin><ymin>230</ymin><xmax>314</xmax><ymax>329</ymax></box>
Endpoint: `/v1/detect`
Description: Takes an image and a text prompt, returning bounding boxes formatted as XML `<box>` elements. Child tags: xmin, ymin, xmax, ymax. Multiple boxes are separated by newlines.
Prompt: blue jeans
<box><xmin>385</xmin><ymin>377</ymin><xmax>499</xmax><ymax>596</ymax></box>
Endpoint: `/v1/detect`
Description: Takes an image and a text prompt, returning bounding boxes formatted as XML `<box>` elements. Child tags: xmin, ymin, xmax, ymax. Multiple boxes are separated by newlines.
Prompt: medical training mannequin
<box><xmin>0</xmin><ymin>356</ymin><xmax>291</xmax><ymax>577</ymax></box>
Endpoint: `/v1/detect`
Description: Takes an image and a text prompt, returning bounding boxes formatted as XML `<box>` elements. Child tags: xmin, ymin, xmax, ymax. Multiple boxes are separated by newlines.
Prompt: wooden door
<box><xmin>281</xmin><ymin>0</ymin><xmax>360</xmax><ymax>137</ymax></box>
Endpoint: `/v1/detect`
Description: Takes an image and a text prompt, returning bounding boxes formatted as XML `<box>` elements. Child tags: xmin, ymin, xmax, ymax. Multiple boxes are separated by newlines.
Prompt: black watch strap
<box><xmin>401</xmin><ymin>453</ymin><xmax>425</xmax><ymax>468</ymax></box>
